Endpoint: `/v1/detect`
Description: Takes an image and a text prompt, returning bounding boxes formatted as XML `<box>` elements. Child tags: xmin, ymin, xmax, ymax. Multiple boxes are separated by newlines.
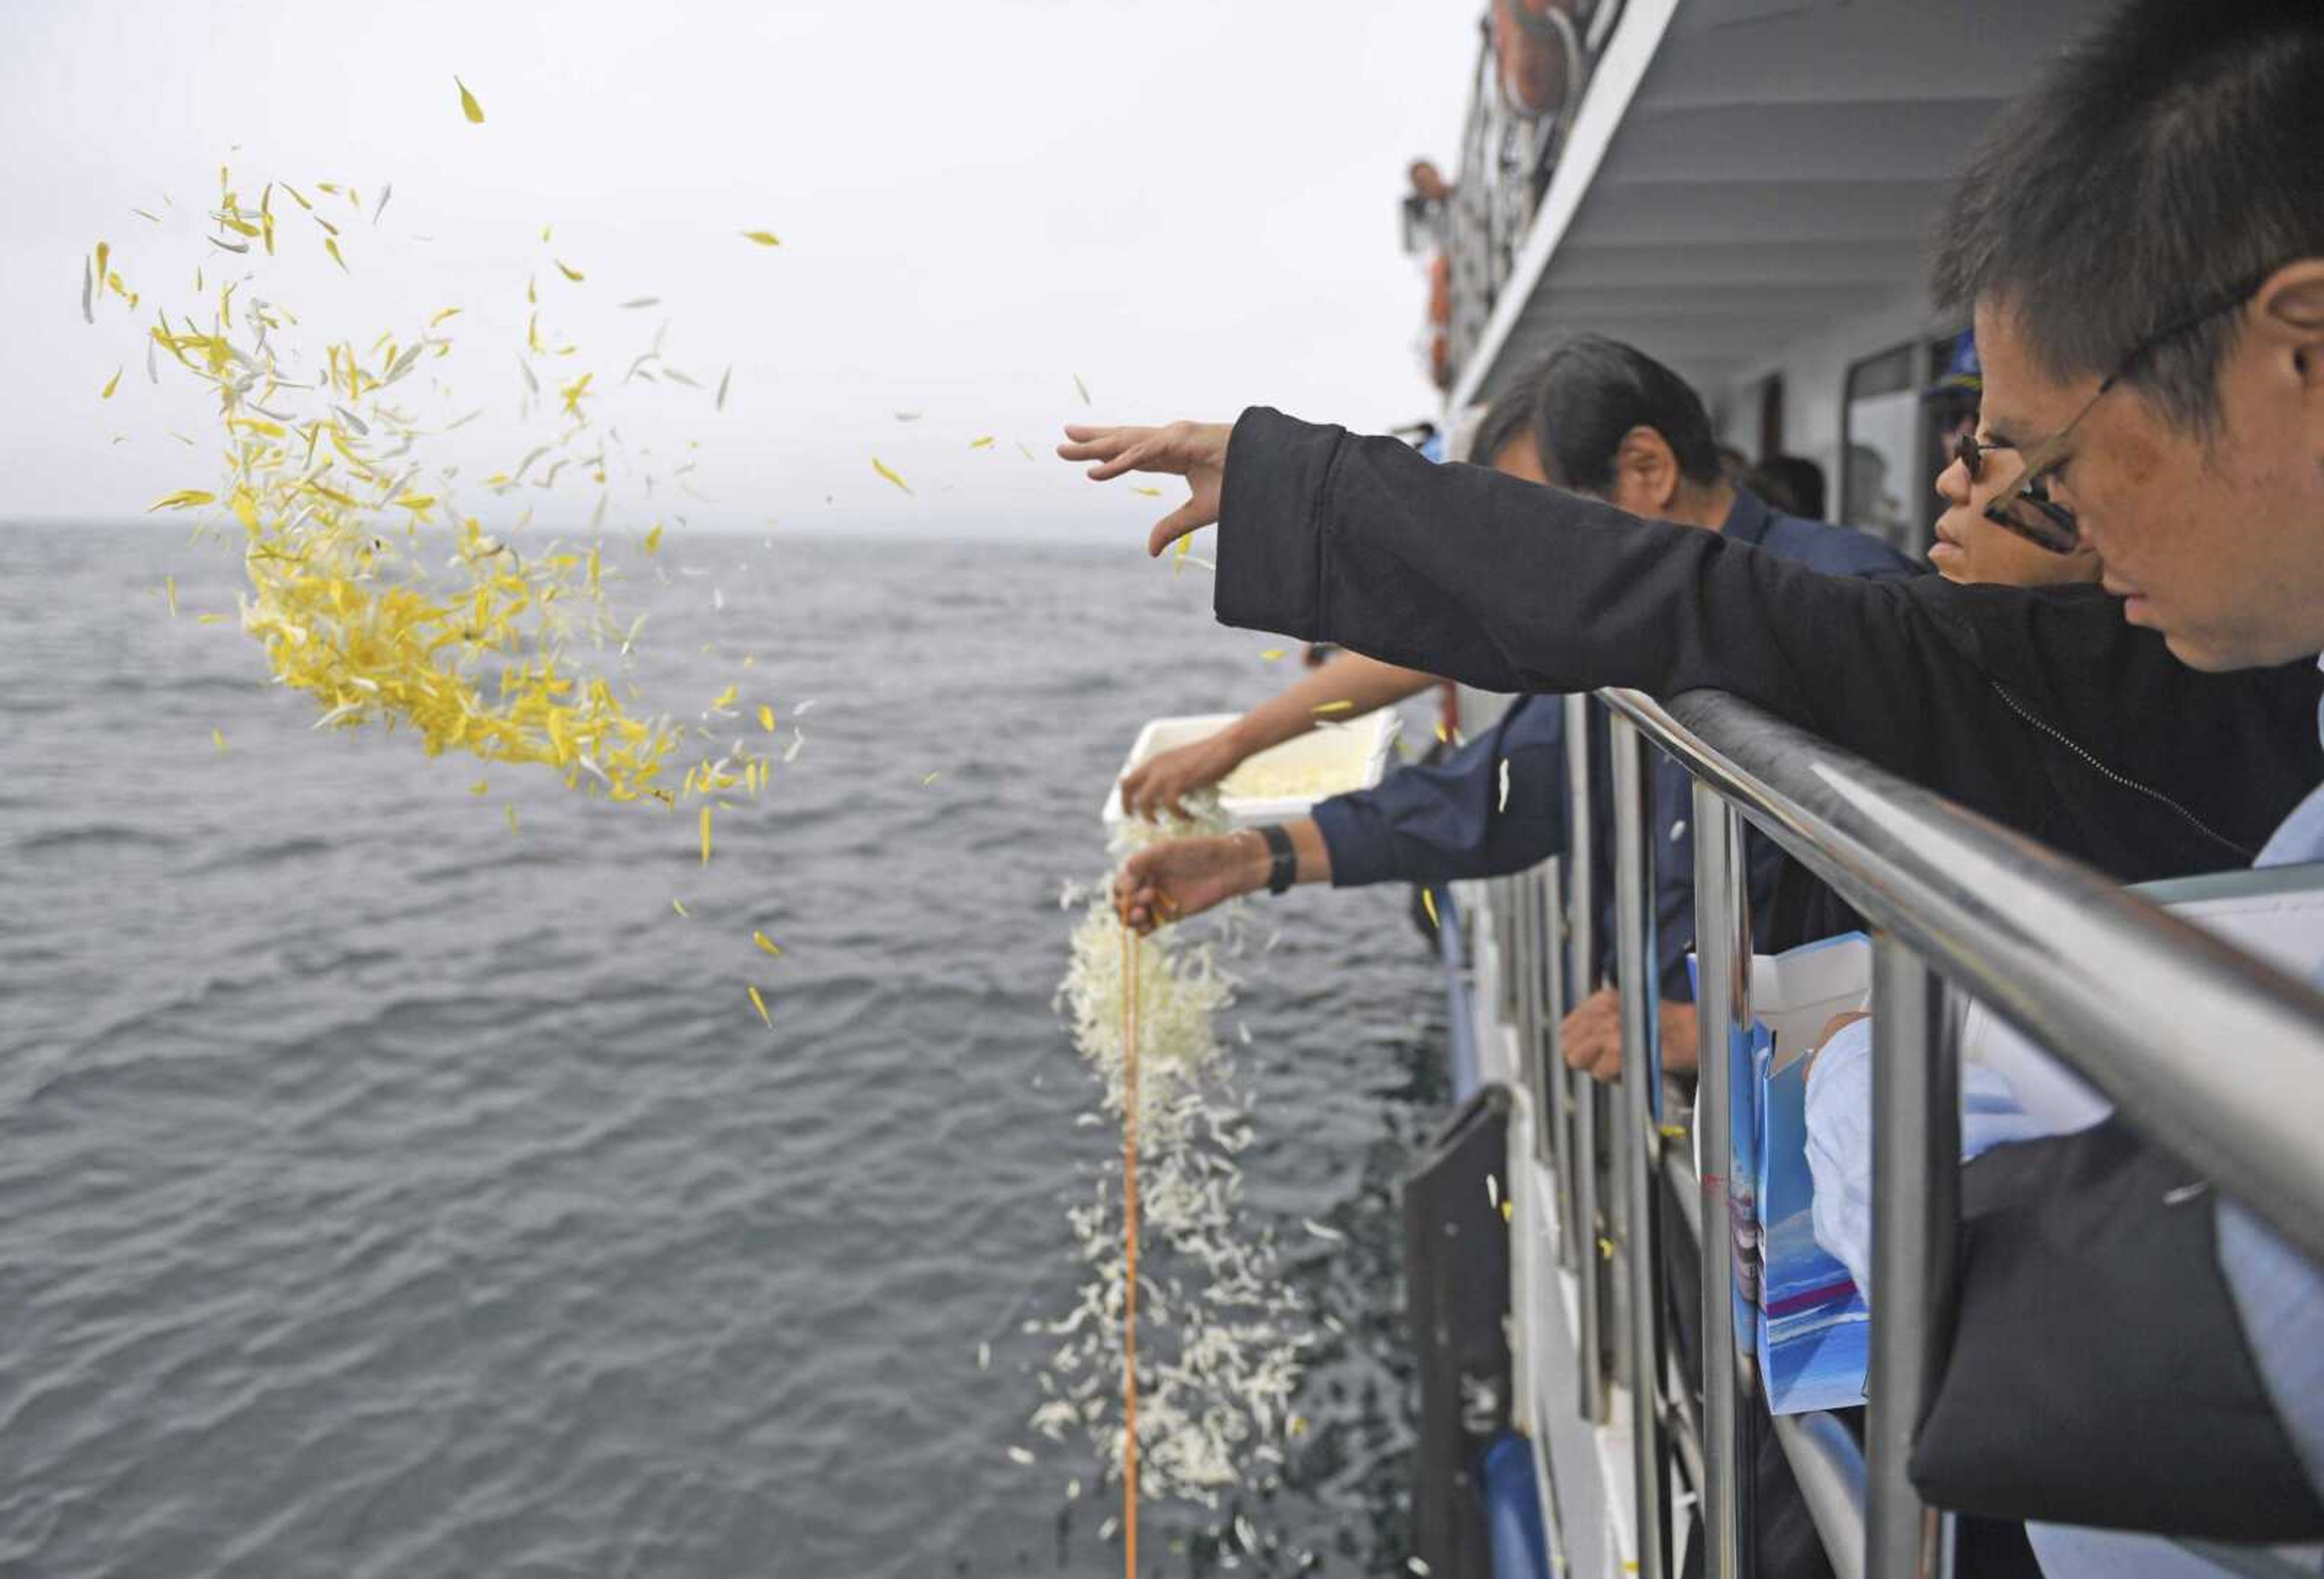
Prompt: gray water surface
<box><xmin>0</xmin><ymin>525</ymin><xmax>1445</xmax><ymax>1578</ymax></box>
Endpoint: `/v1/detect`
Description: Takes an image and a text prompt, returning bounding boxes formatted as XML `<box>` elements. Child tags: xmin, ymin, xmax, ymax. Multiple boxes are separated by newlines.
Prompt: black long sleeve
<box><xmin>1213</xmin><ymin>407</ymin><xmax>2323</xmax><ymax>881</ymax></box>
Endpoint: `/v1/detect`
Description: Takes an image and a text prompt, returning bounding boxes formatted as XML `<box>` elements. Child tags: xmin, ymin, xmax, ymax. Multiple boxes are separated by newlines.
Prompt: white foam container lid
<box><xmin>1099</xmin><ymin>711</ymin><xmax>1402</xmax><ymax>829</ymax></box>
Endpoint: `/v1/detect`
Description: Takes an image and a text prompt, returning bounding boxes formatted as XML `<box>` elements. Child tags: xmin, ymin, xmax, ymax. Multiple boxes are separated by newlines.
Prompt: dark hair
<box><xmin>1529</xmin><ymin>335</ymin><xmax>1722</xmax><ymax>493</ymax></box>
<box><xmin>1931</xmin><ymin>0</ymin><xmax>2324</xmax><ymax>427</ymax></box>
<box><xmin>1745</xmin><ymin>455</ymin><xmax>1828</xmax><ymax>521</ymax></box>
<box><xmin>1468</xmin><ymin>373</ymin><xmax>1541</xmax><ymax>471</ymax></box>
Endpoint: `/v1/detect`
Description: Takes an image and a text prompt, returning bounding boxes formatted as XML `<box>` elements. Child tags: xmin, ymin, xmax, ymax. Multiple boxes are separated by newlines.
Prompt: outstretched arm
<box><xmin>1118</xmin><ymin>651</ymin><xmax>1438</xmax><ymax>821</ymax></box>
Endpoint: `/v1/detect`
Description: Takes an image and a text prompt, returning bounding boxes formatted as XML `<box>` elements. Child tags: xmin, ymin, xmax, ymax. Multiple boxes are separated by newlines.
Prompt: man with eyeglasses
<box><xmin>1062</xmin><ymin>0</ymin><xmax>2324</xmax><ymax>1549</ymax></box>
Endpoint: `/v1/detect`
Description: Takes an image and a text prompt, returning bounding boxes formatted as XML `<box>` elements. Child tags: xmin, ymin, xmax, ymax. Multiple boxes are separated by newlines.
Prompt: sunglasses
<box><xmin>1977</xmin><ymin>270</ymin><xmax>2273</xmax><ymax>554</ymax></box>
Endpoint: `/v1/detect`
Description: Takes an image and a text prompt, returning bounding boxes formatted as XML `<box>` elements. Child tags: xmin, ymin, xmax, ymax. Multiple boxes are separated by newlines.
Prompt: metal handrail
<box><xmin>1487</xmin><ymin>682</ymin><xmax>2324</xmax><ymax>1579</ymax></box>
<box><xmin>1601</xmin><ymin>687</ymin><xmax>2324</xmax><ymax>1259</ymax></box>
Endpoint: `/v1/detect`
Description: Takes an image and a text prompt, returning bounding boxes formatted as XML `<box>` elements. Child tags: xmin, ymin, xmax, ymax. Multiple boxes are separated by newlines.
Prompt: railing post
<box><xmin>1515</xmin><ymin>864</ymin><xmax>1541</xmax><ymax>1095</ymax></box>
<box><xmin>1540</xmin><ymin>862</ymin><xmax>1573</xmax><ymax>1213</ymax></box>
<box><xmin>1566</xmin><ymin>694</ymin><xmax>1607</xmax><ymax>1422</ymax></box>
<box><xmin>1866</xmin><ymin>937</ymin><xmax>1958</xmax><ymax>1579</ymax></box>
<box><xmin>1611</xmin><ymin>713</ymin><xmax>1670</xmax><ymax>1579</ymax></box>
<box><xmin>1692</xmin><ymin>786</ymin><xmax>1757</xmax><ymax>1578</ymax></box>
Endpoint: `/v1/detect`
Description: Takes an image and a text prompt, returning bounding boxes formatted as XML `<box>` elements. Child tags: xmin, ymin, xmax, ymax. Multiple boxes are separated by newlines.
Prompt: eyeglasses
<box><xmin>1982</xmin><ymin>271</ymin><xmax>2273</xmax><ymax>554</ymax></box>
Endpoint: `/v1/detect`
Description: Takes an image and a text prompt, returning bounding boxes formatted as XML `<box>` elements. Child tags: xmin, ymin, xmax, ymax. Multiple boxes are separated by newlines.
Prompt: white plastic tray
<box><xmin>1099</xmin><ymin>710</ymin><xmax>1402</xmax><ymax>829</ymax></box>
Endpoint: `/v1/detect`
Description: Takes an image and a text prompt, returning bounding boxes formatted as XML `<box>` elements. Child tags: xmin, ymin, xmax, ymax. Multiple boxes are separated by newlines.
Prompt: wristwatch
<box><xmin>1254</xmin><ymin>823</ymin><xmax>1298</xmax><ymax>896</ymax></box>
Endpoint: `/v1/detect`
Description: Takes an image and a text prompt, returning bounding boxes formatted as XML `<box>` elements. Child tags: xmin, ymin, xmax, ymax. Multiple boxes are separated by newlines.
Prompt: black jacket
<box><xmin>1214</xmin><ymin>407</ymin><xmax>2324</xmax><ymax>884</ymax></box>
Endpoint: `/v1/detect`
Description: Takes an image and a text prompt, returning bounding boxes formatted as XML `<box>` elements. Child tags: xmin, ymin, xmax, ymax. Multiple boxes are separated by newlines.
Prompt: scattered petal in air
<box><xmin>758</xmin><ymin>705</ymin><xmax>776</xmax><ymax>733</ymax></box>
<box><xmin>870</xmin><ymin>455</ymin><xmax>912</xmax><ymax>495</ymax></box>
<box><xmin>752</xmin><ymin>931</ymin><xmax>783</xmax><ymax>957</ymax></box>
<box><xmin>643</xmin><ymin>522</ymin><xmax>665</xmax><ymax>554</ymax></box>
<box><xmin>1014</xmin><ymin>442</ymin><xmax>1035</xmax><ymax>461</ymax></box>
<box><xmin>470</xmin><ymin>778</ymin><xmax>490</xmax><ymax>796</ymax></box>
<box><xmin>146</xmin><ymin>490</ymin><xmax>215</xmax><ymax>512</ymax></box>
<box><xmin>455</xmin><ymin>75</ymin><xmax>486</xmax><ymax>123</ymax></box>
<box><xmin>427</xmin><ymin>305</ymin><xmax>462</xmax><ymax>327</ymax></box>
<box><xmin>1422</xmin><ymin>888</ymin><xmax>1439</xmax><ymax>930</ymax></box>
<box><xmin>739</xmin><ymin>229</ymin><xmax>782</xmax><ymax>248</ymax></box>
<box><xmin>324</xmin><ymin>237</ymin><xmax>346</xmax><ymax>271</ymax></box>
<box><xmin>715</xmin><ymin>366</ymin><xmax>731</xmax><ymax>411</ymax></box>
<box><xmin>747</xmin><ymin>985</ymin><xmax>773</xmax><ymax>1028</ymax></box>
<box><xmin>163</xmin><ymin>576</ymin><xmax>177</xmax><ymax>617</ymax></box>
<box><xmin>505</xmin><ymin>804</ymin><xmax>520</xmax><ymax>834</ymax></box>
<box><xmin>1311</xmin><ymin>700</ymin><xmax>1354</xmax><ymax>714</ymax></box>
<box><xmin>1498</xmin><ymin>759</ymin><xmax>1511</xmax><ymax>812</ymax></box>
<box><xmin>100</xmin><ymin>367</ymin><xmax>122</xmax><ymax>399</ymax></box>
<box><xmin>372</xmin><ymin>183</ymin><xmax>393</xmax><ymax>224</ymax></box>
<box><xmin>921</xmin><ymin>771</ymin><xmax>940</xmax><ymax>787</ymax></box>
<box><xmin>1006</xmin><ymin>1446</ymin><xmax>1036</xmax><ymax>1467</ymax></box>
<box><xmin>968</xmin><ymin>435</ymin><xmax>995</xmax><ymax>450</ymax></box>
<box><xmin>617</xmin><ymin>296</ymin><xmax>660</xmax><ymax>309</ymax></box>
<box><xmin>1131</xmin><ymin>485</ymin><xmax>1160</xmax><ymax>497</ymax></box>
<box><xmin>131</xmin><ymin>207</ymin><xmax>161</xmax><ymax>223</ymax></box>
<box><xmin>551</xmin><ymin>259</ymin><xmax>583</xmax><ymax>284</ymax></box>
<box><xmin>80</xmin><ymin>257</ymin><xmax>93</xmax><ymax>323</ymax></box>
<box><xmin>1302</xmin><ymin>1218</ymin><xmax>1348</xmax><ymax>1244</ymax></box>
<box><xmin>672</xmin><ymin>898</ymin><xmax>690</xmax><ymax>918</ymax></box>
<box><xmin>212</xmin><ymin>728</ymin><xmax>228</xmax><ymax>752</ymax></box>
<box><xmin>699</xmin><ymin>805</ymin><xmax>713</xmax><ymax>865</ymax></box>
<box><xmin>1072</xmin><ymin>373</ymin><xmax>1091</xmax><ymax>405</ymax></box>
<box><xmin>893</xmin><ymin>411</ymin><xmax>922</xmax><ymax>422</ymax></box>
<box><xmin>1259</xmin><ymin>649</ymin><xmax>1285</xmax><ymax>661</ymax></box>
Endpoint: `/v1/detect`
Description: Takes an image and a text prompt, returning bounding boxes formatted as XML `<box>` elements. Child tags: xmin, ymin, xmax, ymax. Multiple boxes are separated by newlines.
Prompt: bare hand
<box><xmin>1058</xmin><ymin>421</ymin><xmax>1232</xmax><ymax>556</ymax></box>
<box><xmin>1120</xmin><ymin>732</ymin><xmax>1244</xmax><ymax>821</ymax></box>
<box><xmin>1112</xmin><ymin>832</ymin><xmax>1268</xmax><ymax>934</ymax></box>
<box><xmin>1560</xmin><ymin>987</ymin><xmax>1700</xmax><ymax>1083</ymax></box>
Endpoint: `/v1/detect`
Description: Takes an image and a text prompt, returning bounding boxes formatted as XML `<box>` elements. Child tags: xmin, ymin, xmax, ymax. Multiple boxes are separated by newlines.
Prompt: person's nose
<box><xmin>1934</xmin><ymin>453</ymin><xmax>1972</xmax><ymax>507</ymax></box>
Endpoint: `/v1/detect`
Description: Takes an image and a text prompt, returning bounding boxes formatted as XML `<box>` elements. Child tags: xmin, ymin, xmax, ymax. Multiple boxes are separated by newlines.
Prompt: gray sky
<box><xmin>1</xmin><ymin>1</ymin><xmax>1474</xmax><ymax>540</ymax></box>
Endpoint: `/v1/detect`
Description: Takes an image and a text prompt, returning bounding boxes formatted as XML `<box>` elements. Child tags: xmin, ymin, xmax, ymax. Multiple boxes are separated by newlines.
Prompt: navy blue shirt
<box><xmin>1309</xmin><ymin>490</ymin><xmax>1919</xmax><ymax>998</ymax></box>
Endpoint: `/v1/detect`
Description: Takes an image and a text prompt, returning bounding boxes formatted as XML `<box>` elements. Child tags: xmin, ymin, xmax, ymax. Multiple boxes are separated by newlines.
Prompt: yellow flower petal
<box><xmin>699</xmin><ymin>805</ymin><xmax>712</xmax><ymax>865</ymax></box>
<box><xmin>758</xmin><ymin>705</ymin><xmax>776</xmax><ymax>733</ymax></box>
<box><xmin>212</xmin><ymin>727</ymin><xmax>228</xmax><ymax>753</ymax></box>
<box><xmin>643</xmin><ymin>522</ymin><xmax>664</xmax><ymax>554</ymax></box>
<box><xmin>163</xmin><ymin>575</ymin><xmax>177</xmax><ymax>616</ymax></box>
<box><xmin>1422</xmin><ymin>888</ymin><xmax>1439</xmax><ymax>930</ymax></box>
<box><xmin>100</xmin><ymin>367</ymin><xmax>122</xmax><ymax>399</ymax></box>
<box><xmin>145</xmin><ymin>490</ymin><xmax>215</xmax><ymax>512</ymax></box>
<box><xmin>470</xmin><ymin>778</ymin><xmax>490</xmax><ymax>795</ymax></box>
<box><xmin>1312</xmin><ymin>700</ymin><xmax>1354</xmax><ymax>714</ymax></box>
<box><xmin>505</xmin><ymin>804</ymin><xmax>519</xmax><ymax>834</ymax></box>
<box><xmin>1259</xmin><ymin>649</ymin><xmax>1285</xmax><ymax>661</ymax></box>
<box><xmin>870</xmin><ymin>455</ymin><xmax>911</xmax><ymax>496</ymax></box>
<box><xmin>968</xmin><ymin>436</ymin><xmax>995</xmax><ymax>450</ymax></box>
<box><xmin>455</xmin><ymin>74</ymin><xmax>486</xmax><ymax>123</ymax></box>
<box><xmin>752</xmin><ymin>930</ymin><xmax>782</xmax><ymax>957</ymax></box>
<box><xmin>672</xmin><ymin>898</ymin><xmax>690</xmax><ymax>918</ymax></box>
<box><xmin>554</xmin><ymin>258</ymin><xmax>583</xmax><ymax>283</ymax></box>
<box><xmin>739</xmin><ymin>230</ymin><xmax>782</xmax><ymax>248</ymax></box>
<box><xmin>747</xmin><ymin>985</ymin><xmax>772</xmax><ymax>1027</ymax></box>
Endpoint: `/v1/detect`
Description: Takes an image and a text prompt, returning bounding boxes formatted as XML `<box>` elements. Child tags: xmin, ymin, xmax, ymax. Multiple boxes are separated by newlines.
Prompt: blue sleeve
<box><xmin>1310</xmin><ymin>697</ymin><xmax>1567</xmax><ymax>888</ymax></box>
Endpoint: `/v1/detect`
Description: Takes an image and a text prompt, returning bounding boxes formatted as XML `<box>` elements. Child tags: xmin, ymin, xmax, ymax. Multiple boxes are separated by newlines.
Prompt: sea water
<box><xmin>0</xmin><ymin>524</ymin><xmax>1444</xmax><ymax>1577</ymax></box>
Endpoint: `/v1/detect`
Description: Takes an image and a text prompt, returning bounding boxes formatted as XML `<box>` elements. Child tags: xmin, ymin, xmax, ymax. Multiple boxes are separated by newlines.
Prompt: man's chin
<box><xmin>2159</xmin><ymin>620</ymin><xmax>2310</xmax><ymax>674</ymax></box>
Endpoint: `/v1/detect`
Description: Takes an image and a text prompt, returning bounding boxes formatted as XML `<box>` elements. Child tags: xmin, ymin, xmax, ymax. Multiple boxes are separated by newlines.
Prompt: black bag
<box><xmin>1909</xmin><ymin>1120</ymin><xmax>2324</xmax><ymax>1541</ymax></box>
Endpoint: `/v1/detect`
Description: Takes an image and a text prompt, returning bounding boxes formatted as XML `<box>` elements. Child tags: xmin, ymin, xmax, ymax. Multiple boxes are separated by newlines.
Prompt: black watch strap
<box><xmin>1256</xmin><ymin>823</ymin><xmax>1298</xmax><ymax>896</ymax></box>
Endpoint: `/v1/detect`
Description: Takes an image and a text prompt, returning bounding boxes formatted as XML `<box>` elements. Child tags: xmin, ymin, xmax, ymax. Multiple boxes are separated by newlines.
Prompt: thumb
<box><xmin>1146</xmin><ymin>499</ymin><xmax>1215</xmax><ymax>558</ymax></box>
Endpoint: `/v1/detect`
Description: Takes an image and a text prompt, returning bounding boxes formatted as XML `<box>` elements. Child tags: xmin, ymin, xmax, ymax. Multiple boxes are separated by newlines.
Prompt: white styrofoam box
<box><xmin>1099</xmin><ymin>711</ymin><xmax>1401</xmax><ymax>829</ymax></box>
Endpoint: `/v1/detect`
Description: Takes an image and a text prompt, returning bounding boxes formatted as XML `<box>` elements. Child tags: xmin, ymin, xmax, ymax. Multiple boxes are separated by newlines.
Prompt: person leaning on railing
<box><xmin>1115</xmin><ymin>340</ymin><xmax>1917</xmax><ymax>1097</ymax></box>
<box><xmin>1058</xmin><ymin>0</ymin><xmax>2324</xmax><ymax>1548</ymax></box>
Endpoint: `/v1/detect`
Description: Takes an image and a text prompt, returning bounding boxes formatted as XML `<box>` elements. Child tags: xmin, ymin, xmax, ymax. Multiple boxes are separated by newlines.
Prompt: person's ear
<box><xmin>2251</xmin><ymin>258</ymin><xmax>2324</xmax><ymax>401</ymax></box>
<box><xmin>1615</xmin><ymin>425</ymin><xmax>1680</xmax><ymax>513</ymax></box>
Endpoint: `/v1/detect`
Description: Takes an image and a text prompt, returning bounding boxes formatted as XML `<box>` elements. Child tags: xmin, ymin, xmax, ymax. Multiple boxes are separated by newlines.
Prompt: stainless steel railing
<box><xmin>1483</xmin><ymin>684</ymin><xmax>2324</xmax><ymax>1579</ymax></box>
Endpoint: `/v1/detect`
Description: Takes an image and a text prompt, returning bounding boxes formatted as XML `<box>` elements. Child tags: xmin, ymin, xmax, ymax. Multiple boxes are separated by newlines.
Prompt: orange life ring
<box><xmin>1493</xmin><ymin>0</ymin><xmax>1581</xmax><ymax>120</ymax></box>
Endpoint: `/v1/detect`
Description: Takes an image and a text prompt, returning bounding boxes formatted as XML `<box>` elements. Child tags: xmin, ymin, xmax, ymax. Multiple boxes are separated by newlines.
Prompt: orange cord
<box><xmin>1120</xmin><ymin>925</ymin><xmax>1141</xmax><ymax>1579</ymax></box>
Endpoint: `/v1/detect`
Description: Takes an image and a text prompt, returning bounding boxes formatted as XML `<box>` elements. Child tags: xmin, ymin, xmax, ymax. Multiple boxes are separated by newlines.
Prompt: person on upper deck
<box><xmin>1114</xmin><ymin>337</ymin><xmax>1915</xmax><ymax>1085</ymax></box>
<box><xmin>1062</xmin><ymin>0</ymin><xmax>2324</xmax><ymax>1548</ymax></box>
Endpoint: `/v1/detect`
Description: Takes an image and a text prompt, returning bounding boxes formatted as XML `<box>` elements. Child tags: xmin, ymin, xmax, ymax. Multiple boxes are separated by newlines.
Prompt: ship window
<box><xmin>1840</xmin><ymin>343</ymin><xmax>1920</xmax><ymax>553</ymax></box>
